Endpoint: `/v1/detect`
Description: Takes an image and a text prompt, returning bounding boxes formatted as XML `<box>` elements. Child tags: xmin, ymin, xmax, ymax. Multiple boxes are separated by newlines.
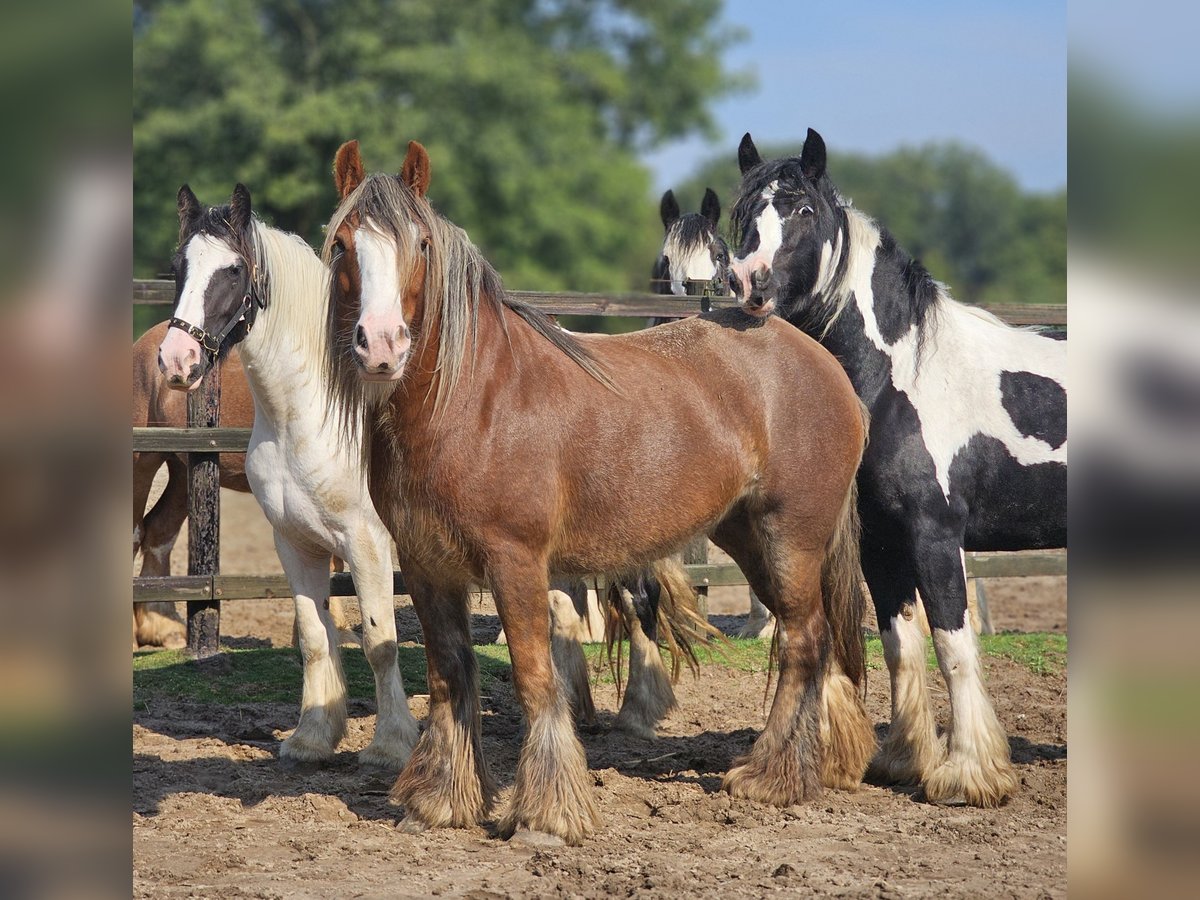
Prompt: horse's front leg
<box><xmin>492</xmin><ymin>555</ymin><xmax>600</xmax><ymax>846</ymax></box>
<box><xmin>347</xmin><ymin>523</ymin><xmax>419</xmax><ymax>770</ymax></box>
<box><xmin>274</xmin><ymin>535</ymin><xmax>347</xmax><ymax>763</ymax></box>
<box><xmin>917</xmin><ymin>533</ymin><xmax>1017</xmax><ymax>807</ymax></box>
<box><xmin>390</xmin><ymin>578</ymin><xmax>495</xmax><ymax>830</ymax></box>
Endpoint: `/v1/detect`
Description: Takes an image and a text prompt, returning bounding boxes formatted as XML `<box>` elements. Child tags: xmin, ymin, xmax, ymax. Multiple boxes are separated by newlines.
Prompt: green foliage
<box><xmin>674</xmin><ymin>141</ymin><xmax>1066</xmax><ymax>306</ymax></box>
<box><xmin>133</xmin><ymin>0</ymin><xmax>747</xmax><ymax>292</ymax></box>
<box><xmin>132</xmin><ymin>632</ymin><xmax>1066</xmax><ymax>707</ymax></box>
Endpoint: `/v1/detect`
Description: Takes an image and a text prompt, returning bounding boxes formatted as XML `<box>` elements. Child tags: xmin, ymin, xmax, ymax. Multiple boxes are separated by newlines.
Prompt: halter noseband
<box><xmin>168</xmin><ymin>262</ymin><xmax>261</xmax><ymax>357</ymax></box>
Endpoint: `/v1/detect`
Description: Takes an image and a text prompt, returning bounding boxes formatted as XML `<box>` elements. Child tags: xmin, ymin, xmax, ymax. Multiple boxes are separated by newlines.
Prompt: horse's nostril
<box><xmin>355</xmin><ymin>325</ymin><xmax>368</xmax><ymax>350</ymax></box>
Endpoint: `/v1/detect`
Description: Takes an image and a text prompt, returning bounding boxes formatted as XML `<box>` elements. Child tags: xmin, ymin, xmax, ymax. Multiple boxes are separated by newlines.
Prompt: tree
<box><xmin>673</xmin><ymin>139</ymin><xmax>1066</xmax><ymax>305</ymax></box>
<box><xmin>134</xmin><ymin>0</ymin><xmax>747</xmax><ymax>295</ymax></box>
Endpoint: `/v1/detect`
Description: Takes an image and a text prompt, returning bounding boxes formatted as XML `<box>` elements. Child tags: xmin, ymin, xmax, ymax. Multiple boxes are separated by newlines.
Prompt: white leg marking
<box><xmin>925</xmin><ymin>617</ymin><xmax>1017</xmax><ymax>806</ymax></box>
<box><xmin>870</xmin><ymin>605</ymin><xmax>943</xmax><ymax>784</ymax></box>
<box><xmin>351</xmin><ymin>530</ymin><xmax>419</xmax><ymax>770</ymax></box>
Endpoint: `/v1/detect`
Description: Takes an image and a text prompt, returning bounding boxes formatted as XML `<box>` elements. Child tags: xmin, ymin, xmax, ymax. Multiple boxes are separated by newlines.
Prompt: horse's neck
<box><xmin>796</xmin><ymin>212</ymin><xmax>934</xmax><ymax>407</ymax></box>
<box><xmin>236</xmin><ymin>225</ymin><xmax>333</xmax><ymax>434</ymax></box>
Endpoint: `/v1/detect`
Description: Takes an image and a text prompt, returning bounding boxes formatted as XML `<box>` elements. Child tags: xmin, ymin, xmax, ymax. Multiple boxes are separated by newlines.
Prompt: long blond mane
<box><xmin>323</xmin><ymin>173</ymin><xmax>610</xmax><ymax>432</ymax></box>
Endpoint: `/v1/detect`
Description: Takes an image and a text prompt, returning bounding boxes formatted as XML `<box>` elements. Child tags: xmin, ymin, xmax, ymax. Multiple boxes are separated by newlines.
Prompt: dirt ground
<box><xmin>134</xmin><ymin>488</ymin><xmax>1067</xmax><ymax>898</ymax></box>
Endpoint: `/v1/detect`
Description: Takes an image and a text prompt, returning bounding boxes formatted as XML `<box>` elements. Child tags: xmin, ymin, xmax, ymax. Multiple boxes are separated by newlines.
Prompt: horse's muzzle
<box><xmin>741</xmin><ymin>295</ymin><xmax>776</xmax><ymax>318</ymax></box>
<box><xmin>158</xmin><ymin>329</ymin><xmax>208</xmax><ymax>391</ymax></box>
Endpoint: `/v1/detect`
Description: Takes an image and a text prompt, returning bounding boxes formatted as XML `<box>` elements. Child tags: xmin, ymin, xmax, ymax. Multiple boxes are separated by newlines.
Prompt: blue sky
<box><xmin>644</xmin><ymin>0</ymin><xmax>1066</xmax><ymax>194</ymax></box>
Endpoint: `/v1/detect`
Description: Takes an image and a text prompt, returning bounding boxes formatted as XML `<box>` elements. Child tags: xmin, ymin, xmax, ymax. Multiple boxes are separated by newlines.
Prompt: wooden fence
<box><xmin>133</xmin><ymin>279</ymin><xmax>1067</xmax><ymax>656</ymax></box>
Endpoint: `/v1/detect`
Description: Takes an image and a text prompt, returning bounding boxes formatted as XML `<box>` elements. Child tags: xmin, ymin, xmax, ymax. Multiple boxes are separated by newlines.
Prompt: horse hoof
<box><xmin>509</xmin><ymin>828</ymin><xmax>564</xmax><ymax>849</ymax></box>
<box><xmin>397</xmin><ymin>816</ymin><xmax>431</xmax><ymax>835</ymax></box>
<box><xmin>921</xmin><ymin>788</ymin><xmax>969</xmax><ymax>807</ymax></box>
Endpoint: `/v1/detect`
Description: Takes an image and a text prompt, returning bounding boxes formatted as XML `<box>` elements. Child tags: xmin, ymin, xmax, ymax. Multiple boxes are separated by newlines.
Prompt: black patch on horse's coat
<box><xmin>1000</xmin><ymin>371</ymin><xmax>1067</xmax><ymax>449</ymax></box>
<box><xmin>954</xmin><ymin>435</ymin><xmax>1067</xmax><ymax>550</ymax></box>
<box><xmin>171</xmin><ymin>188</ymin><xmax>267</xmax><ymax>363</ymax></box>
<box><xmin>650</xmin><ymin>254</ymin><xmax>670</xmax><ymax>295</ymax></box>
<box><xmin>870</xmin><ymin>230</ymin><xmax>941</xmax><ymax>349</ymax></box>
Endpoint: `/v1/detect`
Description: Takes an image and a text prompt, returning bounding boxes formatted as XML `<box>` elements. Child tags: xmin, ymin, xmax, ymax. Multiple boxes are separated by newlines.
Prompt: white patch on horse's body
<box><xmin>926</xmin><ymin>618</ymin><xmax>1017</xmax><ymax>805</ymax></box>
<box><xmin>838</xmin><ymin>211</ymin><xmax>1067</xmax><ymax>499</ymax></box>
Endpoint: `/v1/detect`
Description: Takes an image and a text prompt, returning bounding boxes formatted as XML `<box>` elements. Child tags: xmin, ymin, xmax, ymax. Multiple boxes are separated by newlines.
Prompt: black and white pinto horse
<box><xmin>729</xmin><ymin>129</ymin><xmax>1066</xmax><ymax>807</ymax></box>
<box><xmin>649</xmin><ymin>189</ymin><xmax>774</xmax><ymax>639</ymax></box>
<box><xmin>650</xmin><ymin>188</ymin><xmax>730</xmax><ymax>300</ymax></box>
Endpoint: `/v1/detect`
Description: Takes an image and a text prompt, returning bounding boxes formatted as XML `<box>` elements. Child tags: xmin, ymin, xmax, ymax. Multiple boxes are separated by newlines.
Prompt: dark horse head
<box><xmin>651</xmin><ymin>188</ymin><xmax>731</xmax><ymax>297</ymax></box>
<box><xmin>158</xmin><ymin>184</ymin><xmax>266</xmax><ymax>390</ymax></box>
<box><xmin>729</xmin><ymin>128</ymin><xmax>849</xmax><ymax>319</ymax></box>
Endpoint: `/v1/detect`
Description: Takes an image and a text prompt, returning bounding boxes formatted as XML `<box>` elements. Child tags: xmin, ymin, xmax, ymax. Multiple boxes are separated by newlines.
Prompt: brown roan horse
<box><xmin>324</xmin><ymin>140</ymin><xmax>874</xmax><ymax>846</ymax></box>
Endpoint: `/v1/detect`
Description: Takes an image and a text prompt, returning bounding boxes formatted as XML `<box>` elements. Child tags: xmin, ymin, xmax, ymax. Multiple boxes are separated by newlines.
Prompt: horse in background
<box><xmin>132</xmin><ymin>323</ymin><xmax>350</xmax><ymax>650</ymax></box>
<box><xmin>650</xmin><ymin>188</ymin><xmax>774</xmax><ymax>640</ymax></box>
<box><xmin>157</xmin><ymin>184</ymin><xmax>420</xmax><ymax>770</ymax></box>
<box><xmin>730</xmin><ymin>128</ymin><xmax>1067</xmax><ymax>808</ymax></box>
<box><xmin>650</xmin><ymin>188</ymin><xmax>730</xmax><ymax>302</ymax></box>
<box><xmin>324</xmin><ymin>139</ymin><xmax>873</xmax><ymax>846</ymax></box>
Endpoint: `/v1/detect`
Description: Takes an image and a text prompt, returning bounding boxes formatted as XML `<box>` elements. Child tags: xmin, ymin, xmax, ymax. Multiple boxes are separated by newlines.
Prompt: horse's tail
<box><xmin>648</xmin><ymin>556</ymin><xmax>724</xmax><ymax>682</ymax></box>
<box><xmin>602</xmin><ymin>557</ymin><xmax>722</xmax><ymax>693</ymax></box>
<box><xmin>821</xmin><ymin>478</ymin><xmax>867</xmax><ymax>691</ymax></box>
<box><xmin>817</xmin><ymin>402</ymin><xmax>875</xmax><ymax>790</ymax></box>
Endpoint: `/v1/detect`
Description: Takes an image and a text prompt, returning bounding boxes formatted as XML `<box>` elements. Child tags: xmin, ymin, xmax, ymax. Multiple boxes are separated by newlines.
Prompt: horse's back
<box><xmin>132</xmin><ymin>321</ymin><xmax>254</xmax><ymax>488</ymax></box>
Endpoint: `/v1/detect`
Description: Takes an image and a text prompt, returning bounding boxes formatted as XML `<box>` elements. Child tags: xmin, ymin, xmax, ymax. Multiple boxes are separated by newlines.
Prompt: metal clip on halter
<box><xmin>168</xmin><ymin>292</ymin><xmax>253</xmax><ymax>357</ymax></box>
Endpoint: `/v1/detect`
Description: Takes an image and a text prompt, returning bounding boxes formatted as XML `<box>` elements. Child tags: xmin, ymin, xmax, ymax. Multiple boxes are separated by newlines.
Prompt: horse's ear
<box><xmin>230</xmin><ymin>183</ymin><xmax>253</xmax><ymax>235</ymax></box>
<box><xmin>400</xmin><ymin>141</ymin><xmax>432</xmax><ymax>198</ymax></box>
<box><xmin>177</xmin><ymin>184</ymin><xmax>202</xmax><ymax>234</ymax></box>
<box><xmin>800</xmin><ymin>128</ymin><xmax>827</xmax><ymax>180</ymax></box>
<box><xmin>334</xmin><ymin>140</ymin><xmax>366</xmax><ymax>199</ymax></box>
<box><xmin>660</xmin><ymin>190</ymin><xmax>680</xmax><ymax>229</ymax></box>
<box><xmin>738</xmin><ymin>133</ymin><xmax>762</xmax><ymax>174</ymax></box>
<box><xmin>700</xmin><ymin>188</ymin><xmax>721</xmax><ymax>228</ymax></box>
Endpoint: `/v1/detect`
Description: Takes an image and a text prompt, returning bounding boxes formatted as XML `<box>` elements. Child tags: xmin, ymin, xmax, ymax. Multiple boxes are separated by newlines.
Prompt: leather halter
<box><xmin>168</xmin><ymin>274</ymin><xmax>258</xmax><ymax>357</ymax></box>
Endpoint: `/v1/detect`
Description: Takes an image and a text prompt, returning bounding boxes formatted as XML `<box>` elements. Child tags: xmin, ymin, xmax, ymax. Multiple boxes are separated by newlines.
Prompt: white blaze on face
<box><xmin>731</xmin><ymin>180</ymin><xmax>784</xmax><ymax>299</ymax></box>
<box><xmin>353</xmin><ymin>219</ymin><xmax>417</xmax><ymax>376</ymax></box>
<box><xmin>159</xmin><ymin>234</ymin><xmax>240</xmax><ymax>389</ymax></box>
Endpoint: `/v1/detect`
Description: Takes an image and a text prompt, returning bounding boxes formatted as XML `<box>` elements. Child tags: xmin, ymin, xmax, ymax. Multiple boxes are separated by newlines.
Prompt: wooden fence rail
<box><xmin>134</xmin><ymin>279</ymin><xmax>1066</xmax><ymax>654</ymax></box>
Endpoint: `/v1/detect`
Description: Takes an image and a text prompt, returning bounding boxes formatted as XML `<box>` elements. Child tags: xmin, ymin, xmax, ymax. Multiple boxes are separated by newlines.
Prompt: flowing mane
<box><xmin>323</xmin><ymin>173</ymin><xmax>611</xmax><ymax>425</ymax></box>
<box><xmin>250</xmin><ymin>220</ymin><xmax>332</xmax><ymax>377</ymax></box>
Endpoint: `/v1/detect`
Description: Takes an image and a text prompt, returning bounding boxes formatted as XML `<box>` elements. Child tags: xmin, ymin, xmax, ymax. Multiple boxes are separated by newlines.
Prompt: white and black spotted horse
<box><xmin>649</xmin><ymin>189</ymin><xmax>775</xmax><ymax>639</ymax></box>
<box><xmin>729</xmin><ymin>129</ymin><xmax>1066</xmax><ymax>807</ymax></box>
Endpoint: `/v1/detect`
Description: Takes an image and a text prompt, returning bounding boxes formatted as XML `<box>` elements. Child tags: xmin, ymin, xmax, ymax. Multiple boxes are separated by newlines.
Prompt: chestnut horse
<box><xmin>323</xmin><ymin>140</ymin><xmax>873</xmax><ymax>845</ymax></box>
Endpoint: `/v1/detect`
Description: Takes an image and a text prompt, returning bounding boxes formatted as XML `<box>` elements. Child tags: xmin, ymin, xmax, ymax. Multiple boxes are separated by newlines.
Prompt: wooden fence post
<box><xmin>186</xmin><ymin>364</ymin><xmax>221</xmax><ymax>658</ymax></box>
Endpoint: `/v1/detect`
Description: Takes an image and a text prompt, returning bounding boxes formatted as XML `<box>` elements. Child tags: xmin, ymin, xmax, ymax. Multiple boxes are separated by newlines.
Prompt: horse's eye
<box><xmin>420</xmin><ymin>236</ymin><xmax>431</xmax><ymax>253</ymax></box>
<box><xmin>799</xmin><ymin>205</ymin><xmax>815</xmax><ymax>217</ymax></box>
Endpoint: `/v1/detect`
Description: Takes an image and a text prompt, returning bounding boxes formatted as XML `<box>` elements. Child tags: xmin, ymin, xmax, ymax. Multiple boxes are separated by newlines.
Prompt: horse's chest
<box><xmin>246</xmin><ymin>432</ymin><xmax>360</xmax><ymax>551</ymax></box>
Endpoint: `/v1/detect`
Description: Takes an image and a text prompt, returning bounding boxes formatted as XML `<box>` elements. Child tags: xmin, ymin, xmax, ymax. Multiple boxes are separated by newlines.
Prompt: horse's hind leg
<box><xmin>275</xmin><ymin>535</ymin><xmax>347</xmax><ymax>763</ymax></box>
<box><xmin>492</xmin><ymin>555</ymin><xmax>599</xmax><ymax>846</ymax></box>
<box><xmin>864</xmin><ymin>529</ymin><xmax>944</xmax><ymax>787</ymax></box>
<box><xmin>714</xmin><ymin>518</ymin><xmax>826</xmax><ymax>805</ymax></box>
<box><xmin>613</xmin><ymin>569</ymin><xmax>676</xmax><ymax>740</ymax></box>
<box><xmin>348</xmin><ymin>525</ymin><xmax>419</xmax><ymax>770</ymax></box>
<box><xmin>738</xmin><ymin>591</ymin><xmax>775</xmax><ymax>640</ymax></box>
<box><xmin>547</xmin><ymin>577</ymin><xmax>595</xmax><ymax>725</ymax></box>
<box><xmin>917</xmin><ymin>536</ymin><xmax>1017</xmax><ymax>807</ymax></box>
<box><xmin>133</xmin><ymin>455</ymin><xmax>186</xmax><ymax>649</ymax></box>
<box><xmin>390</xmin><ymin>578</ymin><xmax>495</xmax><ymax>830</ymax></box>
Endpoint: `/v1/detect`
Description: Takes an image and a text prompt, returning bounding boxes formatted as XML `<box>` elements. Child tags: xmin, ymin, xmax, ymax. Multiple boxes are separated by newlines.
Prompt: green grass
<box><xmin>133</xmin><ymin>632</ymin><xmax>1065</xmax><ymax>707</ymax></box>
